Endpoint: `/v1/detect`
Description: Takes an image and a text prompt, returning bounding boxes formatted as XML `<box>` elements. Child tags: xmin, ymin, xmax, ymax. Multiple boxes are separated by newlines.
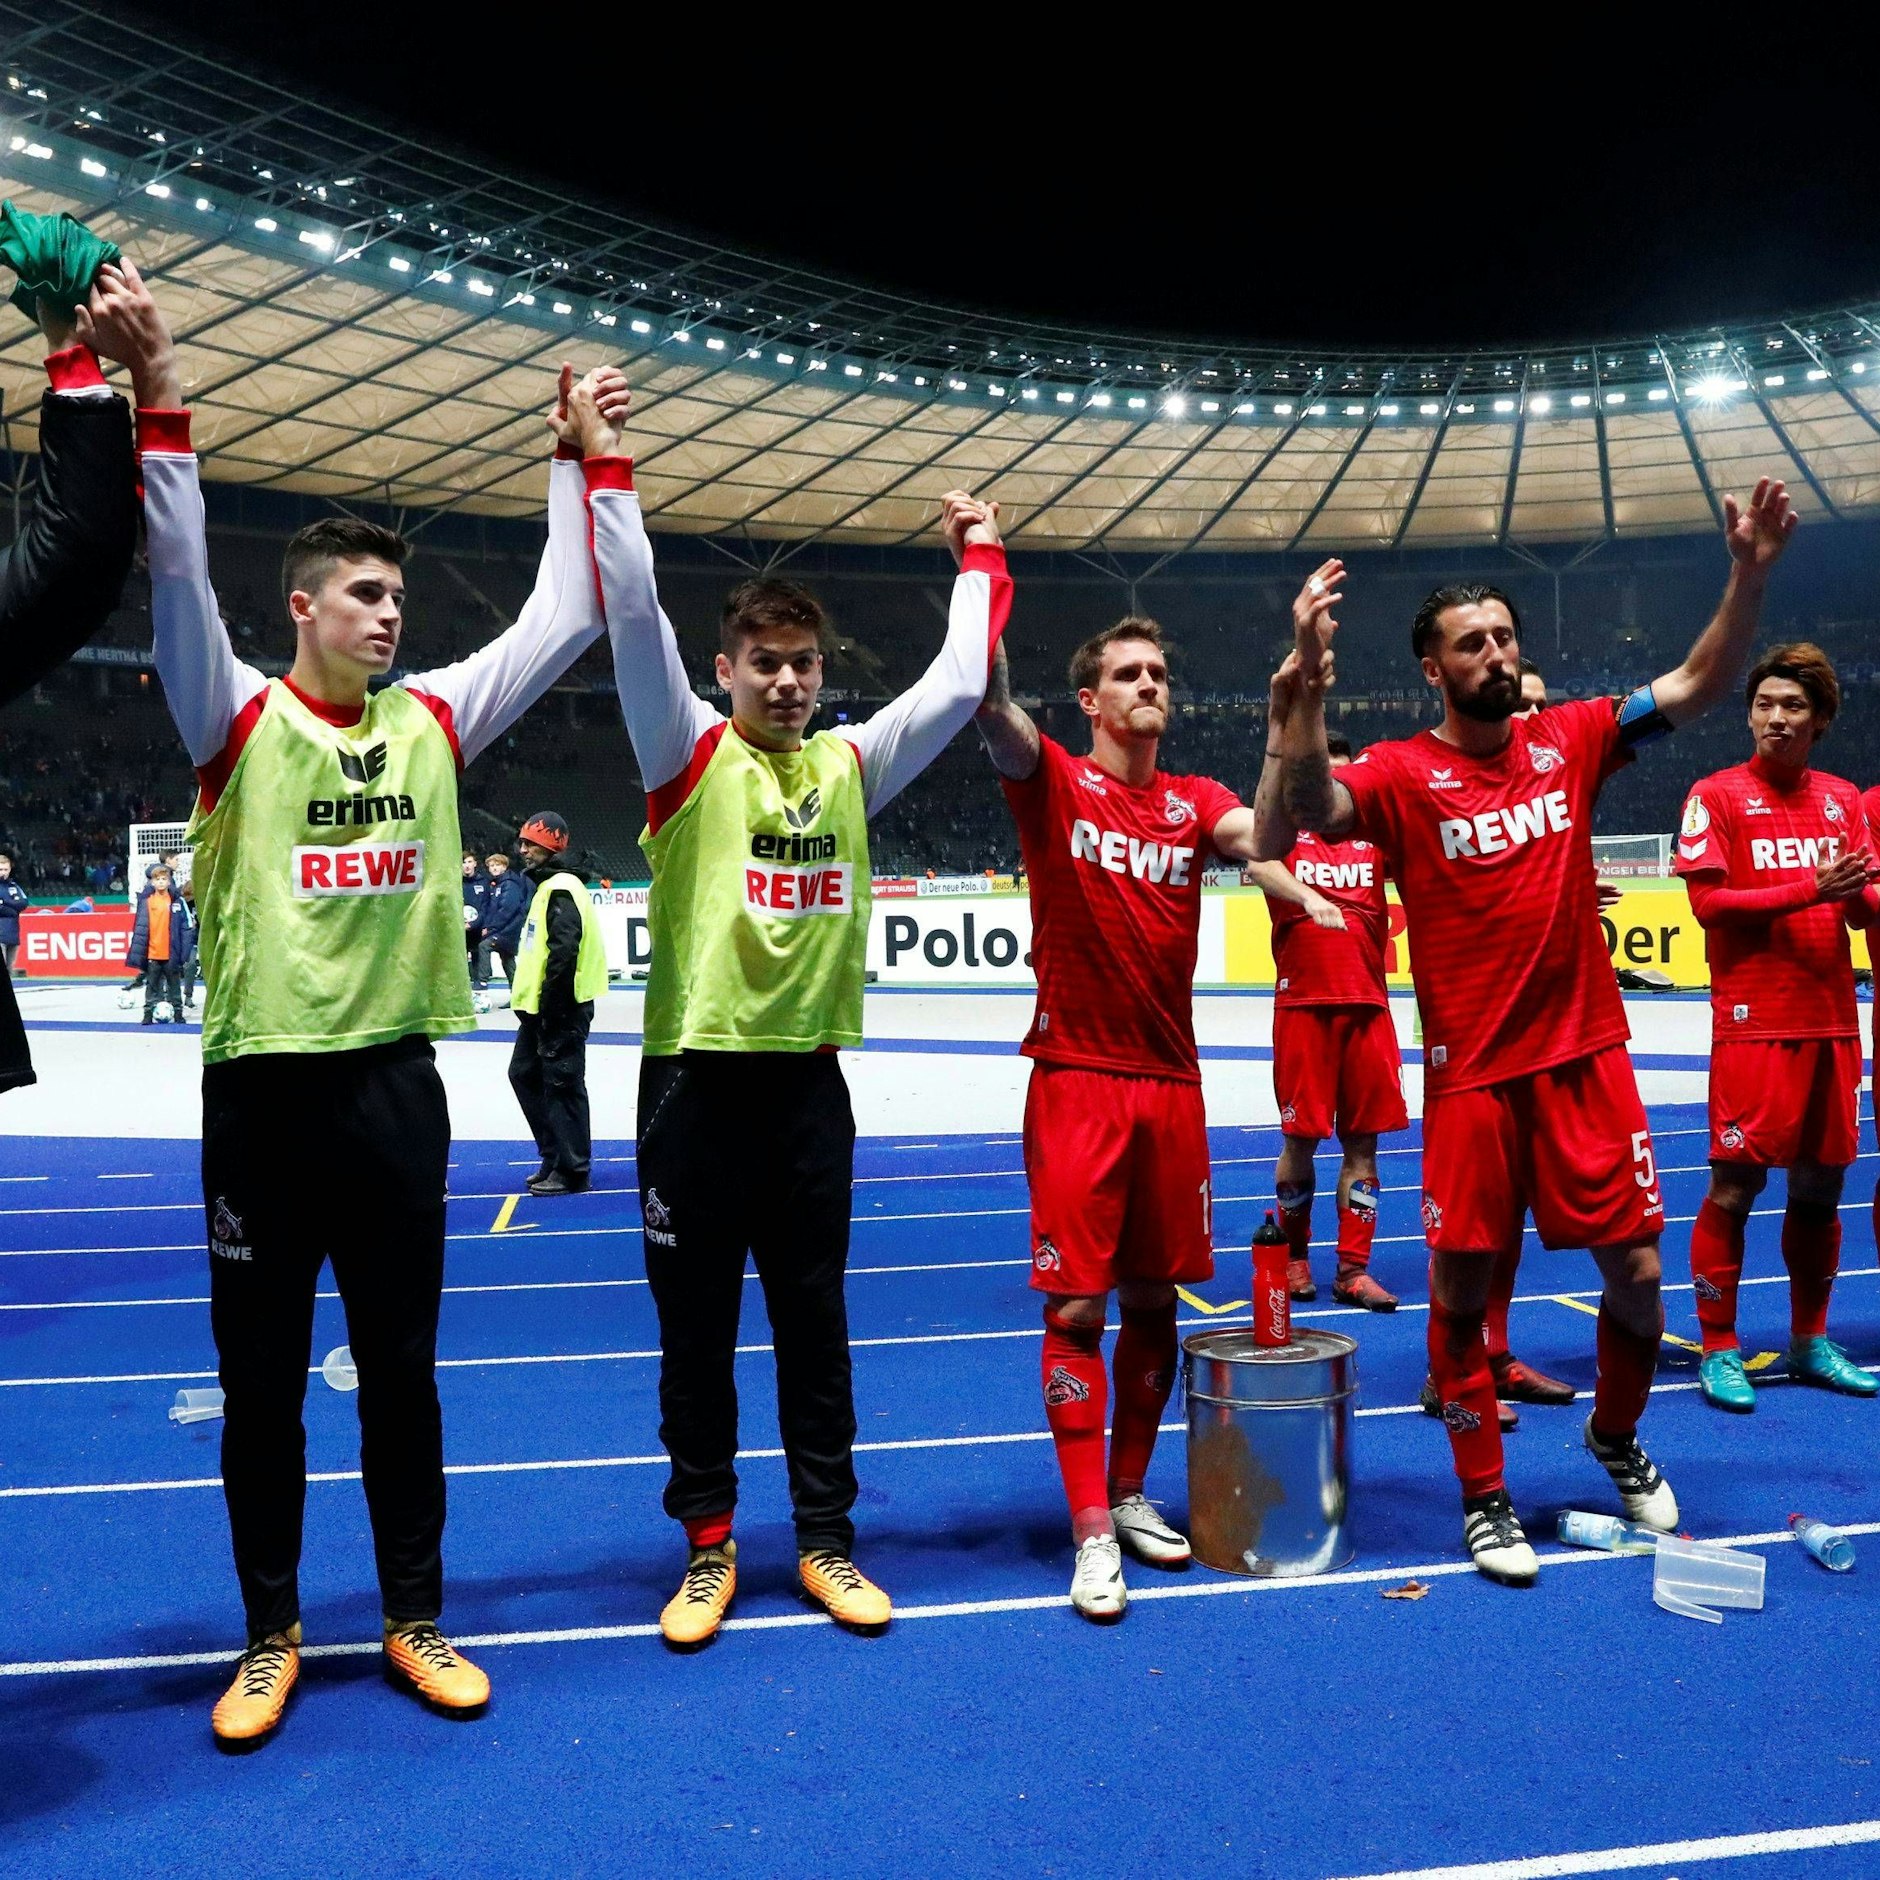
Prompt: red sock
<box><xmin>683</xmin><ymin>1511</ymin><xmax>733</xmax><ymax>1549</ymax></box>
<box><xmin>1428</xmin><ymin>1287</ymin><xmax>1503</xmax><ymax>1498</ymax></box>
<box><xmin>1592</xmin><ymin>1303</ymin><xmax>1660</xmax><ymax>1438</ymax></box>
<box><xmin>1689</xmin><ymin>1197</ymin><xmax>1746</xmax><ymax>1353</ymax></box>
<box><xmin>1107</xmin><ymin>1301</ymin><xmax>1177</xmax><ymax>1500</ymax></box>
<box><xmin>1276</xmin><ymin>1175</ymin><xmax>1314</xmax><ymax>1259</ymax></box>
<box><xmin>1335</xmin><ymin>1179</ymin><xmax>1378</xmax><ymax>1271</ymax></box>
<box><xmin>1782</xmin><ymin>1202</ymin><xmax>1840</xmax><ymax>1342</ymax></box>
<box><xmin>1042</xmin><ymin>1307</ymin><xmax>1110</xmax><ymax>1539</ymax></box>
<box><xmin>1483</xmin><ymin>1245</ymin><xmax>1520</xmax><ymax>1359</ymax></box>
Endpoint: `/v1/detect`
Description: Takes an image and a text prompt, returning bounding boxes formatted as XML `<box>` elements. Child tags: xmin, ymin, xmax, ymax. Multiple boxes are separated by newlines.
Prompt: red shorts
<box><xmin>1420</xmin><ymin>1045</ymin><xmax>1663</xmax><ymax>1254</ymax></box>
<box><xmin>1710</xmin><ymin>1036</ymin><xmax>1861</xmax><ymax>1168</ymax></box>
<box><xmin>1023</xmin><ymin>1062</ymin><xmax>1214</xmax><ymax>1294</ymax></box>
<box><xmin>1273</xmin><ymin>1003</ymin><xmax>1408</xmax><ymax>1140</ymax></box>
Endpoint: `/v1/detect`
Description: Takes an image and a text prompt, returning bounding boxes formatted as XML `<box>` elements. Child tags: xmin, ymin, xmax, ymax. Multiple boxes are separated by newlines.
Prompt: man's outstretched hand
<box><xmin>73</xmin><ymin>259</ymin><xmax>179</xmax><ymax>407</ymax></box>
<box><xmin>1722</xmin><ymin>477</ymin><xmax>1797</xmax><ymax>575</ymax></box>
<box><xmin>1291</xmin><ymin>557</ymin><xmax>1343</xmax><ymax>682</ymax></box>
<box><xmin>547</xmin><ymin>363</ymin><xmax>632</xmax><ymax>458</ymax></box>
<box><xmin>940</xmin><ymin>490</ymin><xmax>1002</xmax><ymax>569</ymax></box>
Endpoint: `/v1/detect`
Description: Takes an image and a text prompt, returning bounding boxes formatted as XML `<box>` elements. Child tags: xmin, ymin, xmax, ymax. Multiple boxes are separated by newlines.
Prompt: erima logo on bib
<box><xmin>338</xmin><ymin>741</ymin><xmax>389</xmax><ymax>785</ymax></box>
<box><xmin>293</xmin><ymin>840</ymin><xmax>426</xmax><ymax>897</ymax></box>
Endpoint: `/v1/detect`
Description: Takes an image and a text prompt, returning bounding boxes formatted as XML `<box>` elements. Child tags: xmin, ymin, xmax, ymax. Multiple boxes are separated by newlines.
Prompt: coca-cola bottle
<box><xmin>1251</xmin><ymin>1211</ymin><xmax>1291</xmax><ymax>1347</ymax></box>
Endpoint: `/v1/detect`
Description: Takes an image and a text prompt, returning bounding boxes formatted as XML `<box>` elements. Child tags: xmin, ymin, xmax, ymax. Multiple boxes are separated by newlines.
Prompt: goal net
<box><xmin>1591</xmin><ymin>833</ymin><xmax>1671</xmax><ymax>878</ymax></box>
<box><xmin>128</xmin><ymin>821</ymin><xmax>195</xmax><ymax>889</ymax></box>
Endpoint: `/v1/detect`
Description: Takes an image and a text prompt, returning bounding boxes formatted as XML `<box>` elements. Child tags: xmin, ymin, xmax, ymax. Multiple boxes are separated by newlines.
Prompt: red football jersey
<box><xmin>1864</xmin><ymin>783</ymin><xmax>1880</xmax><ymax>848</ymax></box>
<box><xmin>1265</xmin><ymin>832</ymin><xmax>1389</xmax><ymax>1009</ymax></box>
<box><xmin>1337</xmin><ymin>698</ymin><xmax>1629</xmax><ymax>1095</ymax></box>
<box><xmin>1004</xmin><ymin>735</ymin><xmax>1242</xmax><ymax>1081</ymax></box>
<box><xmin>1674</xmin><ymin>757</ymin><xmax>1864</xmax><ymax>1040</ymax></box>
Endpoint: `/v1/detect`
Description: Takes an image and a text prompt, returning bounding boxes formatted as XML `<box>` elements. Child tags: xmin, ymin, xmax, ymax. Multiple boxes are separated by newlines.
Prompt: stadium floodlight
<box><xmin>80</xmin><ymin>157</ymin><xmax>107</xmax><ymax>177</ymax></box>
<box><xmin>1763</xmin><ymin>373</ymin><xmax>1783</xmax><ymax>386</ymax></box>
<box><xmin>254</xmin><ymin>215</ymin><xmax>278</xmax><ymax>232</ymax></box>
<box><xmin>947</xmin><ymin>377</ymin><xmax>967</xmax><ymax>390</ymax></box>
<box><xmin>430</xmin><ymin>268</ymin><xmax>453</xmax><ymax>282</ymax></box>
<box><xmin>298</xmin><ymin>227</ymin><xmax>333</xmax><ymax>252</ymax></box>
<box><xmin>1419</xmin><ymin>401</ymin><xmax>1440</xmax><ymax>415</ymax></box>
<box><xmin>1493</xmin><ymin>398</ymin><xmax>1515</xmax><ymax>413</ymax></box>
<box><xmin>21</xmin><ymin>142</ymin><xmax>52</xmax><ymax>159</ymax></box>
<box><xmin>1128</xmin><ymin>396</ymin><xmax>1147</xmax><ymax>409</ymax></box>
<box><xmin>1606</xmin><ymin>391</ymin><xmax>1625</xmax><ymax>404</ymax></box>
<box><xmin>1456</xmin><ymin>401</ymin><xmax>1475</xmax><ymax>413</ymax></box>
<box><xmin>1274</xmin><ymin>402</ymin><xmax>1294</xmax><ymax>415</ymax></box>
<box><xmin>673</xmin><ymin>329</ymin><xmax>691</xmax><ymax>342</ymax></box>
<box><xmin>1308</xmin><ymin>403</ymin><xmax>1326</xmax><ymax>416</ymax></box>
<box><xmin>988</xmin><ymin>382</ymin><xmax>1004</xmax><ymax>395</ymax></box>
<box><xmin>630</xmin><ymin>318</ymin><xmax>651</xmax><ymax>333</ymax></box>
<box><xmin>1022</xmin><ymin>388</ymin><xmax>1040</xmax><ymax>400</ymax></box>
<box><xmin>1234</xmin><ymin>401</ymin><xmax>1254</xmax><ymax>414</ymax></box>
<box><xmin>145</xmin><ymin>182</ymin><xmax>171</xmax><ymax>199</ymax></box>
<box><xmin>1691</xmin><ymin>374</ymin><xmax>1740</xmax><ymax>402</ymax></box>
<box><xmin>705</xmin><ymin>335</ymin><xmax>726</xmax><ymax>350</ymax></box>
<box><xmin>1163</xmin><ymin>395</ymin><xmax>1186</xmax><ymax>416</ymax></box>
<box><xmin>1089</xmin><ymin>393</ymin><xmax>1112</xmax><ymax>407</ymax></box>
<box><xmin>194</xmin><ymin>196</ymin><xmax>212</xmax><ymax>211</ymax></box>
<box><xmin>597</xmin><ymin>312</ymin><xmax>616</xmax><ymax>326</ymax></box>
<box><xmin>467</xmin><ymin>277</ymin><xmax>494</xmax><ymax>295</ymax></box>
<box><xmin>1200</xmin><ymin>400</ymin><xmax>1219</xmax><ymax>412</ymax></box>
<box><xmin>877</xmin><ymin>370</ymin><xmax>896</xmax><ymax>382</ymax></box>
<box><xmin>517</xmin><ymin>293</ymin><xmax>536</xmax><ymax>307</ymax></box>
<box><xmin>807</xmin><ymin>359</ymin><xmax>827</xmax><ymax>371</ymax></box>
<box><xmin>1528</xmin><ymin>394</ymin><xmax>1550</xmax><ymax>413</ymax></box>
<box><xmin>913</xmin><ymin>375</ymin><xmax>927</xmax><ymax>386</ymax></box>
<box><xmin>1807</xmin><ymin>368</ymin><xmax>1829</xmax><ymax>381</ymax></box>
<box><xmin>775</xmin><ymin>351</ymin><xmax>795</xmax><ymax>364</ymax></box>
<box><xmin>1570</xmin><ymin>393</ymin><xmax>1591</xmax><ymax>407</ymax></box>
<box><xmin>1056</xmin><ymin>391</ymin><xmax>1074</xmax><ymax>404</ymax></box>
<box><xmin>1343</xmin><ymin>402</ymin><xmax>1364</xmax><ymax>416</ymax></box>
<box><xmin>552</xmin><ymin>301</ymin><xmax>571</xmax><ymax>314</ymax></box>
<box><xmin>843</xmin><ymin>363</ymin><xmax>862</xmax><ymax>377</ymax></box>
<box><xmin>1648</xmin><ymin>386</ymin><xmax>1670</xmax><ymax>399</ymax></box>
<box><xmin>388</xmin><ymin>254</ymin><xmax>411</xmax><ymax>271</ymax></box>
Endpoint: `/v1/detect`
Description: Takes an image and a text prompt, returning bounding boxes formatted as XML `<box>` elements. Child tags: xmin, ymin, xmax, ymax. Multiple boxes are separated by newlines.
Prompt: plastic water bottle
<box><xmin>1557</xmin><ymin>1510</ymin><xmax>1659</xmax><ymax>1553</ymax></box>
<box><xmin>1790</xmin><ymin>1513</ymin><xmax>1855</xmax><ymax>1572</ymax></box>
<box><xmin>321</xmin><ymin>1345</ymin><xmax>359</xmax><ymax>1393</ymax></box>
<box><xmin>1251</xmin><ymin>1212</ymin><xmax>1290</xmax><ymax>1347</ymax></box>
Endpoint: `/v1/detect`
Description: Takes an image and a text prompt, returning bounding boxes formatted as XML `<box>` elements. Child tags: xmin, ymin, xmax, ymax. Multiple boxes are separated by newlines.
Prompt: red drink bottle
<box><xmin>1251</xmin><ymin>1211</ymin><xmax>1291</xmax><ymax>1347</ymax></box>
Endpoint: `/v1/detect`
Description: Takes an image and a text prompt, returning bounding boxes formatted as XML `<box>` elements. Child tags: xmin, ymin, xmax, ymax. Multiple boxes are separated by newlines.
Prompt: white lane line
<box><xmin>0</xmin><ymin>1175</ymin><xmax>48</xmax><ymax>1183</ymax></box>
<box><xmin>6</xmin><ymin>1519</ymin><xmax>1874</xmax><ymax>1681</ymax></box>
<box><xmin>96</xmin><ymin>1173</ymin><xmax>152</xmax><ymax>1181</ymax></box>
<box><xmin>1328</xmin><ymin>1817</ymin><xmax>1880</xmax><ymax>1880</ymax></box>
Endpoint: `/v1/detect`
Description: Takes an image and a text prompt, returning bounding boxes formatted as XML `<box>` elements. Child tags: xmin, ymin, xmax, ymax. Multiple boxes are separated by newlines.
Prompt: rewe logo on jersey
<box><xmin>1426</xmin><ymin>767</ymin><xmax>1464</xmax><ymax>791</ymax></box>
<box><xmin>1295</xmin><ymin>857</ymin><xmax>1376</xmax><ymax>891</ymax></box>
<box><xmin>1751</xmin><ymin>835</ymin><xmax>1841</xmax><ymax>871</ymax></box>
<box><xmin>337</xmin><ymin>741</ymin><xmax>389</xmax><ymax>785</ymax></box>
<box><xmin>744</xmin><ymin>860</ymin><xmax>853</xmax><ymax>917</ymax></box>
<box><xmin>1438</xmin><ymin>789</ymin><xmax>1571</xmax><ymax>860</ymax></box>
<box><xmin>1069</xmin><ymin>818</ymin><xmax>1194</xmax><ymax>885</ymax></box>
<box><xmin>292</xmin><ymin>840</ymin><xmax>425</xmax><ymax>897</ymax></box>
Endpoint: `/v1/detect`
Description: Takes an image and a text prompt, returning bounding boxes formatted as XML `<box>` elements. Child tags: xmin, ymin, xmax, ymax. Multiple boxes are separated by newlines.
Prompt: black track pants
<box><xmin>202</xmin><ymin>1038</ymin><xmax>451</xmax><ymax>1642</ymax></box>
<box><xmin>508</xmin><ymin>1005</ymin><xmax>592</xmax><ymax>1178</ymax></box>
<box><xmin>636</xmin><ymin>1049</ymin><xmax>859</xmax><ymax>1554</ymax></box>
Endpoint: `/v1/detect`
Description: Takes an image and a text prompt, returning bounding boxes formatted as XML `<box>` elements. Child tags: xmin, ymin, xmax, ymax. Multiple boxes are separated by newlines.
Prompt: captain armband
<box><xmin>1615</xmin><ymin>684</ymin><xmax>1673</xmax><ymax>748</ymax></box>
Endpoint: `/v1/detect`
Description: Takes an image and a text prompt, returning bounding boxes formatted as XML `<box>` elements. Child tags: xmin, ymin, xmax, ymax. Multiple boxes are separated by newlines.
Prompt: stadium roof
<box><xmin>4</xmin><ymin>2</ymin><xmax>1880</xmax><ymax>565</ymax></box>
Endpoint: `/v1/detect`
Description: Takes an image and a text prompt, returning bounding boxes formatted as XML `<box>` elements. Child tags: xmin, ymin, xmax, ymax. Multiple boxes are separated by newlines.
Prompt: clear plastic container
<box><xmin>1557</xmin><ymin>1511</ymin><xmax>1659</xmax><ymax>1554</ymax></box>
<box><xmin>1790</xmin><ymin>1514</ymin><xmax>1855</xmax><ymax>1572</ymax></box>
<box><xmin>321</xmin><ymin>1345</ymin><xmax>359</xmax><ymax>1392</ymax></box>
<box><xmin>169</xmin><ymin>1387</ymin><xmax>224</xmax><ymax>1424</ymax></box>
<box><xmin>1653</xmin><ymin>1534</ymin><xmax>1765</xmax><ymax>1622</ymax></box>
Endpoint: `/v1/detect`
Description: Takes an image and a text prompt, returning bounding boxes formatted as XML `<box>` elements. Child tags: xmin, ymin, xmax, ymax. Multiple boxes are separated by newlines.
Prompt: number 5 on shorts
<box><xmin>1631</xmin><ymin>1129</ymin><xmax>1656</xmax><ymax>1190</ymax></box>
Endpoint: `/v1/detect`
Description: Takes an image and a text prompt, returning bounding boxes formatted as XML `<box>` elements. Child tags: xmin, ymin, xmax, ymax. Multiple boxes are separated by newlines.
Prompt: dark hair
<box><xmin>1325</xmin><ymin>733</ymin><xmax>1352</xmax><ymax>759</ymax></box>
<box><xmin>1069</xmin><ymin>616</ymin><xmax>1165</xmax><ymax>693</ymax></box>
<box><xmin>281</xmin><ymin>516</ymin><xmax>408</xmax><ymax>611</ymax></box>
<box><xmin>721</xmin><ymin>578</ymin><xmax>827</xmax><ymax>656</ymax></box>
<box><xmin>1518</xmin><ymin>656</ymin><xmax>1543</xmax><ymax>680</ymax></box>
<box><xmin>1746</xmin><ymin>641</ymin><xmax>1840</xmax><ymax>724</ymax></box>
<box><xmin>1411</xmin><ymin>583</ymin><xmax>1521</xmax><ymax>660</ymax></box>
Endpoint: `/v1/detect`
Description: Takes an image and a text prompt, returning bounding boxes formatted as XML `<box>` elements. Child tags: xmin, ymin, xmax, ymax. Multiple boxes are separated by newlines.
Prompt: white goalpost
<box><xmin>127</xmin><ymin>820</ymin><xmax>195</xmax><ymax>889</ymax></box>
<box><xmin>1590</xmin><ymin>833</ymin><xmax>1672</xmax><ymax>878</ymax></box>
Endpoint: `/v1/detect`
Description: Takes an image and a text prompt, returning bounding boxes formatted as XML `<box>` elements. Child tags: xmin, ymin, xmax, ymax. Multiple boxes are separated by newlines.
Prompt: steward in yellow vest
<box><xmin>507</xmin><ymin>812</ymin><xmax>606</xmax><ymax>1196</ymax></box>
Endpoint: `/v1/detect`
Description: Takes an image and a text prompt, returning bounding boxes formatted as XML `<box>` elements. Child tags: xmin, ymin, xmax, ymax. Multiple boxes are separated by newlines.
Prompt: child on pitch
<box><xmin>128</xmin><ymin>257</ymin><xmax>625</xmax><ymax>1742</ymax></box>
<box><xmin>567</xmin><ymin>377</ymin><xmax>1011</xmax><ymax>1645</ymax></box>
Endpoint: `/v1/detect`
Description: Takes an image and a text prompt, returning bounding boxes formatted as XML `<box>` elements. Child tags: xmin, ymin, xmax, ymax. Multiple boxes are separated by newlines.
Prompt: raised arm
<box><xmin>844</xmin><ymin>491</ymin><xmax>1012</xmax><ymax>817</ymax></box>
<box><xmin>1638</xmin><ymin>479</ymin><xmax>1797</xmax><ymax>732</ymax></box>
<box><xmin>400</xmin><ymin>364</ymin><xmax>613</xmax><ymax>766</ymax></box>
<box><xmin>99</xmin><ymin>262</ymin><xmax>269</xmax><ymax>769</ymax></box>
<box><xmin>1255</xmin><ymin>570</ymin><xmax>1357</xmax><ymax>857</ymax></box>
<box><xmin>564</xmin><ymin>377</ymin><xmax>720</xmax><ymax>793</ymax></box>
<box><xmin>0</xmin><ymin>262</ymin><xmax>140</xmax><ymax>708</ymax></box>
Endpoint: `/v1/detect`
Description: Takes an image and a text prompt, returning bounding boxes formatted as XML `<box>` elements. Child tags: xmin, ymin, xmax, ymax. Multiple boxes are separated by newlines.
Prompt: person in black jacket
<box><xmin>127</xmin><ymin>861</ymin><xmax>191</xmax><ymax>1024</ymax></box>
<box><xmin>0</xmin><ymin>854</ymin><xmax>30</xmax><ymax>970</ymax></box>
<box><xmin>506</xmin><ymin>813</ymin><xmax>600</xmax><ymax>1196</ymax></box>
<box><xmin>481</xmin><ymin>849</ymin><xmax>528</xmax><ymax>988</ymax></box>
<box><xmin>0</xmin><ymin>246</ymin><xmax>142</xmax><ymax>1087</ymax></box>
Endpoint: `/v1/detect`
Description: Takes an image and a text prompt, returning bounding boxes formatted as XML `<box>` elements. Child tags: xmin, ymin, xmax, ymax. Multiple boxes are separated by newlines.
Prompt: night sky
<box><xmin>137</xmin><ymin>4</ymin><xmax>1880</xmax><ymax>353</ymax></box>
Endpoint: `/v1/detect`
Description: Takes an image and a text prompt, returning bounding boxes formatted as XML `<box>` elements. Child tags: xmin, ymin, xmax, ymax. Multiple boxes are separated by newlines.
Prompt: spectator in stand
<box><xmin>180</xmin><ymin>873</ymin><xmax>201</xmax><ymax>1008</ymax></box>
<box><xmin>128</xmin><ymin>860</ymin><xmax>189</xmax><ymax>1024</ymax></box>
<box><xmin>462</xmin><ymin>850</ymin><xmax>490</xmax><ymax>988</ymax></box>
<box><xmin>0</xmin><ymin>855</ymin><xmax>29</xmax><ymax>970</ymax></box>
<box><xmin>482</xmin><ymin>849</ymin><xmax>527</xmax><ymax>989</ymax></box>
